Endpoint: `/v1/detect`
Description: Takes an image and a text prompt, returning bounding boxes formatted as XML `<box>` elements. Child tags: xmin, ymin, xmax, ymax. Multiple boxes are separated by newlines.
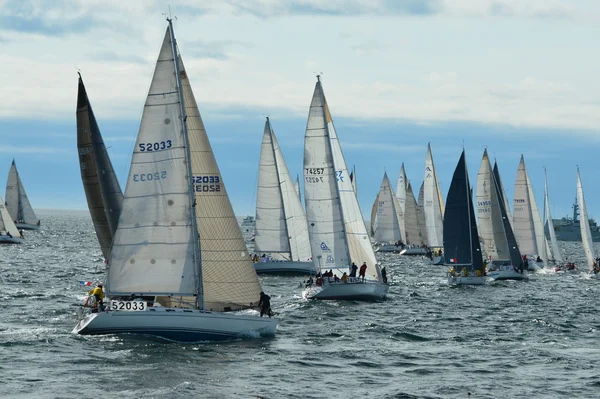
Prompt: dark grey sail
<box><xmin>492</xmin><ymin>163</ymin><xmax>522</xmax><ymax>267</ymax></box>
<box><xmin>76</xmin><ymin>74</ymin><xmax>123</xmax><ymax>259</ymax></box>
<box><xmin>443</xmin><ymin>151</ymin><xmax>483</xmax><ymax>272</ymax></box>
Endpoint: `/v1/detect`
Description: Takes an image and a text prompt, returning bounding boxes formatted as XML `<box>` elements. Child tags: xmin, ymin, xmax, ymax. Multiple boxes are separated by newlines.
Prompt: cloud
<box><xmin>184</xmin><ymin>39</ymin><xmax>252</xmax><ymax>60</ymax></box>
<box><xmin>90</xmin><ymin>51</ymin><xmax>148</xmax><ymax>65</ymax></box>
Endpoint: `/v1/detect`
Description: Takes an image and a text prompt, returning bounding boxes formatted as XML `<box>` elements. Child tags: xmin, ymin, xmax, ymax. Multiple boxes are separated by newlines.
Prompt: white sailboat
<box><xmin>399</xmin><ymin>180</ymin><xmax>428</xmax><ymax>255</ymax></box>
<box><xmin>373</xmin><ymin>172</ymin><xmax>405</xmax><ymax>253</ymax></box>
<box><xmin>253</xmin><ymin>117</ymin><xmax>314</xmax><ymax>274</ymax></box>
<box><xmin>445</xmin><ymin>150</ymin><xmax>486</xmax><ymax>285</ymax></box>
<box><xmin>0</xmin><ymin>197</ymin><xmax>23</xmax><ymax>244</ymax></box>
<box><xmin>73</xmin><ymin>20</ymin><xmax>277</xmax><ymax>341</ymax></box>
<box><xmin>302</xmin><ymin>76</ymin><xmax>388</xmax><ymax>300</ymax></box>
<box><xmin>423</xmin><ymin>143</ymin><xmax>444</xmax><ymax>248</ymax></box>
<box><xmin>543</xmin><ymin>168</ymin><xmax>563</xmax><ymax>266</ymax></box>
<box><xmin>576</xmin><ymin>168</ymin><xmax>597</xmax><ymax>277</ymax></box>
<box><xmin>512</xmin><ymin>155</ymin><xmax>545</xmax><ymax>271</ymax></box>
<box><xmin>5</xmin><ymin>160</ymin><xmax>40</xmax><ymax>231</ymax></box>
<box><xmin>476</xmin><ymin>150</ymin><xmax>526</xmax><ymax>280</ymax></box>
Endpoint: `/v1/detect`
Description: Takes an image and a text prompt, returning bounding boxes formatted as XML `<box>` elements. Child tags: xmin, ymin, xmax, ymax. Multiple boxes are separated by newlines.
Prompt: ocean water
<box><xmin>2</xmin><ymin>210</ymin><xmax>600</xmax><ymax>399</ymax></box>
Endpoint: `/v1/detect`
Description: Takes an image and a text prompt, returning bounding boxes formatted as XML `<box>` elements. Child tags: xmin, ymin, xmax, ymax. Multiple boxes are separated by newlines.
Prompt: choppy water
<box><xmin>2</xmin><ymin>210</ymin><xmax>600</xmax><ymax>398</ymax></box>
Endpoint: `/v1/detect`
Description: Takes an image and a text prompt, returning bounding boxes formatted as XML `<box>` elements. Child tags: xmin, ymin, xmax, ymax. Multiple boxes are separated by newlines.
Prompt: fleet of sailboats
<box><xmin>372</xmin><ymin>172</ymin><xmax>404</xmax><ymax>252</ymax></box>
<box><xmin>253</xmin><ymin>117</ymin><xmax>314</xmax><ymax>274</ymax></box>
<box><xmin>73</xmin><ymin>20</ymin><xmax>277</xmax><ymax>341</ymax></box>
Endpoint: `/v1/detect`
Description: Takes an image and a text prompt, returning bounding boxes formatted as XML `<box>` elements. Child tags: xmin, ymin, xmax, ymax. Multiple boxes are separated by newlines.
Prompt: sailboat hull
<box><xmin>253</xmin><ymin>261</ymin><xmax>315</xmax><ymax>275</ymax></box>
<box><xmin>303</xmin><ymin>281</ymin><xmax>388</xmax><ymax>301</ymax></box>
<box><xmin>487</xmin><ymin>266</ymin><xmax>528</xmax><ymax>281</ymax></box>
<box><xmin>400</xmin><ymin>247</ymin><xmax>428</xmax><ymax>256</ymax></box>
<box><xmin>375</xmin><ymin>243</ymin><xmax>404</xmax><ymax>253</ymax></box>
<box><xmin>447</xmin><ymin>275</ymin><xmax>486</xmax><ymax>285</ymax></box>
<box><xmin>0</xmin><ymin>235</ymin><xmax>23</xmax><ymax>244</ymax></box>
<box><xmin>73</xmin><ymin>307</ymin><xmax>278</xmax><ymax>342</ymax></box>
<box><xmin>15</xmin><ymin>223</ymin><xmax>40</xmax><ymax>231</ymax></box>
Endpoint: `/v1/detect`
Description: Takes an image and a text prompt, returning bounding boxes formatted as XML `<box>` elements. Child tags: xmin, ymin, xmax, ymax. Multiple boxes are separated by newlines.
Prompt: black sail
<box><xmin>443</xmin><ymin>151</ymin><xmax>483</xmax><ymax>272</ymax></box>
<box><xmin>76</xmin><ymin>74</ymin><xmax>123</xmax><ymax>259</ymax></box>
<box><xmin>493</xmin><ymin>162</ymin><xmax>522</xmax><ymax>267</ymax></box>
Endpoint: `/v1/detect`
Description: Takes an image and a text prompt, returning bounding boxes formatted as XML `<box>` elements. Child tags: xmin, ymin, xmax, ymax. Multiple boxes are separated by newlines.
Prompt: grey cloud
<box><xmin>183</xmin><ymin>39</ymin><xmax>252</xmax><ymax>60</ymax></box>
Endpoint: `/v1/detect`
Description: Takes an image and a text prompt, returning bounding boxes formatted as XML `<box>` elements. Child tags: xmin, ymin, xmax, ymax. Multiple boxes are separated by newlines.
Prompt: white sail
<box><xmin>375</xmin><ymin>172</ymin><xmax>403</xmax><ymax>243</ymax></box>
<box><xmin>476</xmin><ymin>150</ymin><xmax>509</xmax><ymax>261</ymax></box>
<box><xmin>526</xmin><ymin>169</ymin><xmax>548</xmax><ymax>265</ymax></box>
<box><xmin>5</xmin><ymin>160</ymin><xmax>39</xmax><ymax>226</ymax></box>
<box><xmin>304</xmin><ymin>77</ymin><xmax>378</xmax><ymax>281</ymax></box>
<box><xmin>544</xmin><ymin>169</ymin><xmax>563</xmax><ymax>263</ymax></box>
<box><xmin>512</xmin><ymin>156</ymin><xmax>537</xmax><ymax>257</ymax></box>
<box><xmin>255</xmin><ymin>118</ymin><xmax>311</xmax><ymax>262</ymax></box>
<box><xmin>417</xmin><ymin>182</ymin><xmax>428</xmax><ymax>246</ymax></box>
<box><xmin>395</xmin><ymin>163</ymin><xmax>407</xmax><ymax>239</ymax></box>
<box><xmin>181</xmin><ymin>58</ymin><xmax>263</xmax><ymax>310</ymax></box>
<box><xmin>577</xmin><ymin>168</ymin><xmax>595</xmax><ymax>270</ymax></box>
<box><xmin>106</xmin><ymin>28</ymin><xmax>197</xmax><ymax>296</ymax></box>
<box><xmin>404</xmin><ymin>181</ymin><xmax>423</xmax><ymax>245</ymax></box>
<box><xmin>0</xmin><ymin>198</ymin><xmax>20</xmax><ymax>237</ymax></box>
<box><xmin>423</xmin><ymin>144</ymin><xmax>444</xmax><ymax>247</ymax></box>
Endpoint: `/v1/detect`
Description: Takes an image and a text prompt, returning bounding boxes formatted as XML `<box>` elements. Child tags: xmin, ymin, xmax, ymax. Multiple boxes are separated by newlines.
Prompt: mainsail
<box><xmin>443</xmin><ymin>151</ymin><xmax>483</xmax><ymax>272</ymax></box>
<box><xmin>577</xmin><ymin>168</ymin><xmax>595</xmax><ymax>270</ymax></box>
<box><xmin>76</xmin><ymin>74</ymin><xmax>123</xmax><ymax>258</ymax></box>
<box><xmin>543</xmin><ymin>169</ymin><xmax>563</xmax><ymax>263</ymax></box>
<box><xmin>417</xmin><ymin>182</ymin><xmax>428</xmax><ymax>246</ymax></box>
<box><xmin>512</xmin><ymin>156</ymin><xmax>538</xmax><ymax>257</ymax></box>
<box><xmin>0</xmin><ymin>198</ymin><xmax>20</xmax><ymax>237</ymax></box>
<box><xmin>423</xmin><ymin>144</ymin><xmax>444</xmax><ymax>247</ymax></box>
<box><xmin>404</xmin><ymin>181</ymin><xmax>423</xmax><ymax>245</ymax></box>
<box><xmin>304</xmin><ymin>77</ymin><xmax>379</xmax><ymax>281</ymax></box>
<box><xmin>5</xmin><ymin>160</ymin><xmax>40</xmax><ymax>227</ymax></box>
<box><xmin>254</xmin><ymin>118</ymin><xmax>312</xmax><ymax>263</ymax></box>
<box><xmin>374</xmin><ymin>172</ymin><xmax>404</xmax><ymax>243</ymax></box>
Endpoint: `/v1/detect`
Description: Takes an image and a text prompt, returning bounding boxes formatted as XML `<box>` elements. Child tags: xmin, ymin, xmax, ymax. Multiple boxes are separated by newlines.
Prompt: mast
<box><xmin>267</xmin><ymin>117</ymin><xmax>293</xmax><ymax>259</ymax></box>
<box><xmin>167</xmin><ymin>18</ymin><xmax>203</xmax><ymax>309</ymax></box>
<box><xmin>317</xmin><ymin>75</ymin><xmax>352</xmax><ymax>267</ymax></box>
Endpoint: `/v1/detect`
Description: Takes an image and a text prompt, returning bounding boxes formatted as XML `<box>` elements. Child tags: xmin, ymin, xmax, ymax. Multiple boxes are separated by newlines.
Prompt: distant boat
<box><xmin>302</xmin><ymin>76</ymin><xmax>388</xmax><ymax>300</ymax></box>
<box><xmin>422</xmin><ymin>143</ymin><xmax>444</xmax><ymax>249</ymax></box>
<box><xmin>372</xmin><ymin>172</ymin><xmax>405</xmax><ymax>253</ymax></box>
<box><xmin>76</xmin><ymin>73</ymin><xmax>123</xmax><ymax>258</ymax></box>
<box><xmin>444</xmin><ymin>150</ymin><xmax>485</xmax><ymax>285</ymax></box>
<box><xmin>476</xmin><ymin>150</ymin><xmax>526</xmax><ymax>281</ymax></box>
<box><xmin>512</xmin><ymin>155</ymin><xmax>546</xmax><ymax>270</ymax></box>
<box><xmin>241</xmin><ymin>215</ymin><xmax>255</xmax><ymax>227</ymax></box>
<box><xmin>548</xmin><ymin>201</ymin><xmax>600</xmax><ymax>242</ymax></box>
<box><xmin>5</xmin><ymin>160</ymin><xmax>40</xmax><ymax>231</ymax></box>
<box><xmin>253</xmin><ymin>117</ymin><xmax>314</xmax><ymax>274</ymax></box>
<box><xmin>73</xmin><ymin>20</ymin><xmax>277</xmax><ymax>341</ymax></box>
<box><xmin>0</xmin><ymin>195</ymin><xmax>23</xmax><ymax>244</ymax></box>
<box><xmin>576</xmin><ymin>168</ymin><xmax>597</xmax><ymax>276</ymax></box>
<box><xmin>543</xmin><ymin>168</ymin><xmax>563</xmax><ymax>264</ymax></box>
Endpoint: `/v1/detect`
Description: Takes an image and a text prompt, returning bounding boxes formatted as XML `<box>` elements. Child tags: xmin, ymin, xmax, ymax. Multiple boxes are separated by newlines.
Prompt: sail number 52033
<box><xmin>109</xmin><ymin>301</ymin><xmax>147</xmax><ymax>311</ymax></box>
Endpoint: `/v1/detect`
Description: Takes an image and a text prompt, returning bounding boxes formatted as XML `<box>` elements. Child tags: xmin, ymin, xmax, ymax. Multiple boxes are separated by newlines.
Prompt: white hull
<box><xmin>447</xmin><ymin>275</ymin><xmax>486</xmax><ymax>285</ymax></box>
<box><xmin>73</xmin><ymin>307</ymin><xmax>278</xmax><ymax>342</ymax></box>
<box><xmin>487</xmin><ymin>266</ymin><xmax>528</xmax><ymax>281</ymax></box>
<box><xmin>400</xmin><ymin>247</ymin><xmax>428</xmax><ymax>256</ymax></box>
<box><xmin>253</xmin><ymin>260</ymin><xmax>315</xmax><ymax>275</ymax></box>
<box><xmin>0</xmin><ymin>235</ymin><xmax>23</xmax><ymax>244</ymax></box>
<box><xmin>16</xmin><ymin>223</ymin><xmax>40</xmax><ymax>231</ymax></box>
<box><xmin>304</xmin><ymin>280</ymin><xmax>388</xmax><ymax>301</ymax></box>
<box><xmin>375</xmin><ymin>243</ymin><xmax>404</xmax><ymax>253</ymax></box>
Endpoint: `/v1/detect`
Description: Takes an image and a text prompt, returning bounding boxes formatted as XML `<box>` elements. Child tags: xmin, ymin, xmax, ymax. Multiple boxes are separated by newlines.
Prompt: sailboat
<box><xmin>399</xmin><ymin>180</ymin><xmax>428</xmax><ymax>255</ymax></box>
<box><xmin>372</xmin><ymin>172</ymin><xmax>405</xmax><ymax>253</ymax></box>
<box><xmin>512</xmin><ymin>155</ymin><xmax>546</xmax><ymax>271</ymax></box>
<box><xmin>476</xmin><ymin>150</ymin><xmax>526</xmax><ymax>280</ymax></box>
<box><xmin>0</xmin><ymin>196</ymin><xmax>23</xmax><ymax>244</ymax></box>
<box><xmin>253</xmin><ymin>117</ymin><xmax>314</xmax><ymax>274</ymax></box>
<box><xmin>576</xmin><ymin>168</ymin><xmax>598</xmax><ymax>277</ymax></box>
<box><xmin>543</xmin><ymin>168</ymin><xmax>563</xmax><ymax>269</ymax></box>
<box><xmin>73</xmin><ymin>20</ymin><xmax>277</xmax><ymax>341</ymax></box>
<box><xmin>423</xmin><ymin>144</ymin><xmax>444</xmax><ymax>249</ymax></box>
<box><xmin>76</xmin><ymin>73</ymin><xmax>123</xmax><ymax>259</ymax></box>
<box><xmin>444</xmin><ymin>150</ymin><xmax>485</xmax><ymax>285</ymax></box>
<box><xmin>302</xmin><ymin>76</ymin><xmax>388</xmax><ymax>300</ymax></box>
<box><xmin>5</xmin><ymin>160</ymin><xmax>40</xmax><ymax>231</ymax></box>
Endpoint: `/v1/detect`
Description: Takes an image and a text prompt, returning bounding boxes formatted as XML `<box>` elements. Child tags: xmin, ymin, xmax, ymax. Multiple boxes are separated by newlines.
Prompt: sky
<box><xmin>1</xmin><ymin>0</ymin><xmax>599</xmax><ymax>221</ymax></box>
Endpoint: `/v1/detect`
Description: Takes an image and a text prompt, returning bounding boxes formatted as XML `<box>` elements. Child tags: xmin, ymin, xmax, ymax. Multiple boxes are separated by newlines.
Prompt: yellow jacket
<box><xmin>89</xmin><ymin>287</ymin><xmax>104</xmax><ymax>300</ymax></box>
